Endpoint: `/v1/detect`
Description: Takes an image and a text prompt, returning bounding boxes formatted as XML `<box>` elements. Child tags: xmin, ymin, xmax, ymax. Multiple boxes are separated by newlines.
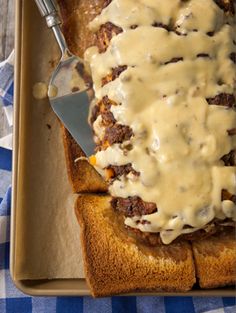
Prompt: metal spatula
<box><xmin>35</xmin><ymin>0</ymin><xmax>95</xmax><ymax>156</ymax></box>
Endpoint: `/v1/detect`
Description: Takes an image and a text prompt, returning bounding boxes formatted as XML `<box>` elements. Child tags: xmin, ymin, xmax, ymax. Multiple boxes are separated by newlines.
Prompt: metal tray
<box><xmin>10</xmin><ymin>0</ymin><xmax>235</xmax><ymax>297</ymax></box>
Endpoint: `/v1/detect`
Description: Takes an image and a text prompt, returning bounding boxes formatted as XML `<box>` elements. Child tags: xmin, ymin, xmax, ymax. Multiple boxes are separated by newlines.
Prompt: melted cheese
<box><xmin>86</xmin><ymin>0</ymin><xmax>236</xmax><ymax>244</ymax></box>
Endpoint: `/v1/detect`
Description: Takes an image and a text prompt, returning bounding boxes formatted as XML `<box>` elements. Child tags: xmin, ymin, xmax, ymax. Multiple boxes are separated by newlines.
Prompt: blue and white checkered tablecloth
<box><xmin>0</xmin><ymin>52</ymin><xmax>235</xmax><ymax>313</ymax></box>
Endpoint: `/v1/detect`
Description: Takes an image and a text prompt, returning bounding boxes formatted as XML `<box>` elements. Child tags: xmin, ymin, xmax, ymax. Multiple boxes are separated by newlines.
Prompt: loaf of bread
<box><xmin>58</xmin><ymin>0</ymin><xmax>236</xmax><ymax>296</ymax></box>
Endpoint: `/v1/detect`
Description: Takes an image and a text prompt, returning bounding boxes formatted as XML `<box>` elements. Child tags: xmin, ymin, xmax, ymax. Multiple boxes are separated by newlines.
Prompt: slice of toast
<box><xmin>58</xmin><ymin>0</ymin><xmax>108</xmax><ymax>193</ymax></box>
<box><xmin>75</xmin><ymin>194</ymin><xmax>196</xmax><ymax>297</ymax></box>
<box><xmin>61</xmin><ymin>127</ymin><xmax>107</xmax><ymax>192</ymax></box>
<box><xmin>192</xmin><ymin>229</ymin><xmax>236</xmax><ymax>289</ymax></box>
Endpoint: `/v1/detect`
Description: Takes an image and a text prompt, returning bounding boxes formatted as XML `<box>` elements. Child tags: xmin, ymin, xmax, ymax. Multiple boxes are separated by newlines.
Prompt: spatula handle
<box><xmin>35</xmin><ymin>0</ymin><xmax>60</xmax><ymax>27</ymax></box>
<box><xmin>35</xmin><ymin>0</ymin><xmax>69</xmax><ymax>54</ymax></box>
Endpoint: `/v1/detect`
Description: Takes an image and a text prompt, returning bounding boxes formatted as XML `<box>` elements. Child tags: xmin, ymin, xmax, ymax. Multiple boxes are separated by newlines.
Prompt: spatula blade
<box><xmin>50</xmin><ymin>91</ymin><xmax>95</xmax><ymax>156</ymax></box>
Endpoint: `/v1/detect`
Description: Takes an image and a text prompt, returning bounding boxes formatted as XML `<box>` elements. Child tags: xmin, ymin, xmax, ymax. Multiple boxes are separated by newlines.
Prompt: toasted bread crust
<box><xmin>75</xmin><ymin>194</ymin><xmax>236</xmax><ymax>296</ymax></box>
<box><xmin>75</xmin><ymin>194</ymin><xmax>196</xmax><ymax>297</ymax></box>
<box><xmin>58</xmin><ymin>0</ymin><xmax>108</xmax><ymax>192</ymax></box>
<box><xmin>192</xmin><ymin>229</ymin><xmax>236</xmax><ymax>289</ymax></box>
<box><xmin>61</xmin><ymin>127</ymin><xmax>107</xmax><ymax>192</ymax></box>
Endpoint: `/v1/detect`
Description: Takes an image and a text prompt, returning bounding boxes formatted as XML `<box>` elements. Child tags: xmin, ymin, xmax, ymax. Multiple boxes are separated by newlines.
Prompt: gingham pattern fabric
<box><xmin>0</xmin><ymin>53</ymin><xmax>235</xmax><ymax>313</ymax></box>
<box><xmin>0</xmin><ymin>51</ymin><xmax>14</xmax><ymax>128</ymax></box>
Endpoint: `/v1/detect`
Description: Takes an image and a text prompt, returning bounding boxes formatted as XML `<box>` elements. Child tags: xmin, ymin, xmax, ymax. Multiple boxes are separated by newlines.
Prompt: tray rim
<box><xmin>10</xmin><ymin>0</ymin><xmax>23</xmax><ymax>293</ymax></box>
<box><xmin>10</xmin><ymin>0</ymin><xmax>236</xmax><ymax>297</ymax></box>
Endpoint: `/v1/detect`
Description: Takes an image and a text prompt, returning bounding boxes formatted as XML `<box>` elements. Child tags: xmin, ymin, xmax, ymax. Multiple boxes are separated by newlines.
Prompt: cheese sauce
<box><xmin>85</xmin><ymin>0</ymin><xmax>236</xmax><ymax>244</ymax></box>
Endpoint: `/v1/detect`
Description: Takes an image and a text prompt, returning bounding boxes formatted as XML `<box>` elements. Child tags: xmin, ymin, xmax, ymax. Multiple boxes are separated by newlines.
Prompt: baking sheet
<box><xmin>11</xmin><ymin>0</ymin><xmax>235</xmax><ymax>296</ymax></box>
<box><xmin>12</xmin><ymin>0</ymin><xmax>84</xmax><ymax>280</ymax></box>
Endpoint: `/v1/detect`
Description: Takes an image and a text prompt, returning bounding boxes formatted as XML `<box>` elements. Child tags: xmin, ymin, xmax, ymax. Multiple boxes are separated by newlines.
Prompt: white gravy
<box><xmin>85</xmin><ymin>0</ymin><xmax>236</xmax><ymax>244</ymax></box>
